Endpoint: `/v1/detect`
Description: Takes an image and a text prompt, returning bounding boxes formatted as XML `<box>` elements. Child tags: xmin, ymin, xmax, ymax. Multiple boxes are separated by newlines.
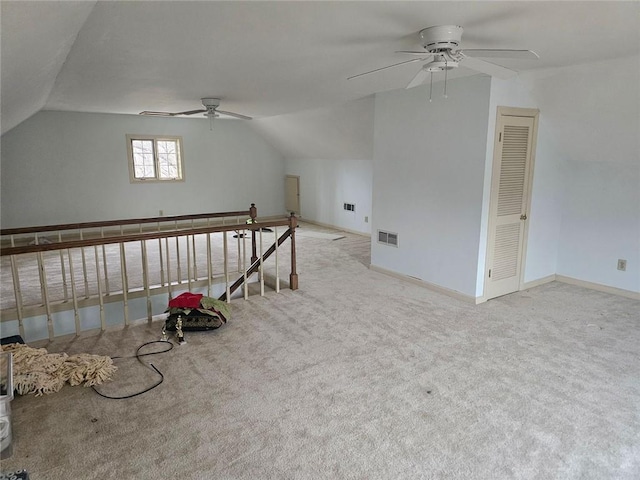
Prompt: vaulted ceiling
<box><xmin>2</xmin><ymin>1</ymin><xmax>639</xmax><ymax>135</ymax></box>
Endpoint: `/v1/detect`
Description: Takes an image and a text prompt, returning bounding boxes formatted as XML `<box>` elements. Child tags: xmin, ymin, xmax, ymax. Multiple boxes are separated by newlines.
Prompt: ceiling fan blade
<box><xmin>216</xmin><ymin>110</ymin><xmax>252</xmax><ymax>120</ymax></box>
<box><xmin>139</xmin><ymin>111</ymin><xmax>174</xmax><ymax>116</ymax></box>
<box><xmin>175</xmin><ymin>109</ymin><xmax>207</xmax><ymax>116</ymax></box>
<box><xmin>406</xmin><ymin>67</ymin><xmax>430</xmax><ymax>89</ymax></box>
<box><xmin>348</xmin><ymin>58</ymin><xmax>423</xmax><ymax>80</ymax></box>
<box><xmin>462</xmin><ymin>57</ymin><xmax>518</xmax><ymax>80</ymax></box>
<box><xmin>396</xmin><ymin>50</ymin><xmax>433</xmax><ymax>56</ymax></box>
<box><xmin>460</xmin><ymin>49</ymin><xmax>539</xmax><ymax>60</ymax></box>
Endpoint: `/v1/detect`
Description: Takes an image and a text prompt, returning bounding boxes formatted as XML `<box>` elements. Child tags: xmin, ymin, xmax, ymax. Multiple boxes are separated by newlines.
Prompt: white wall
<box><xmin>372</xmin><ymin>75</ymin><xmax>492</xmax><ymax>298</ymax></box>
<box><xmin>1</xmin><ymin>111</ymin><xmax>285</xmax><ymax>227</ymax></box>
<box><xmin>524</xmin><ymin>56</ymin><xmax>640</xmax><ymax>293</ymax></box>
<box><xmin>284</xmin><ymin>158</ymin><xmax>372</xmax><ymax>234</ymax></box>
<box><xmin>557</xmin><ymin>161</ymin><xmax>639</xmax><ymax>292</ymax></box>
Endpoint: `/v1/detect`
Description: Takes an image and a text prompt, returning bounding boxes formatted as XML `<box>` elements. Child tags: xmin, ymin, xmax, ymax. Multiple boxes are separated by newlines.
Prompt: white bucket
<box><xmin>0</xmin><ymin>352</ymin><xmax>13</xmax><ymax>458</ymax></box>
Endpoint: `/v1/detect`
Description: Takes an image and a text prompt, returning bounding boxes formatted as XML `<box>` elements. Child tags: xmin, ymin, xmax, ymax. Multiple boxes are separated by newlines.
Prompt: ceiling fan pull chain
<box><xmin>443</xmin><ymin>58</ymin><xmax>448</xmax><ymax>99</ymax></box>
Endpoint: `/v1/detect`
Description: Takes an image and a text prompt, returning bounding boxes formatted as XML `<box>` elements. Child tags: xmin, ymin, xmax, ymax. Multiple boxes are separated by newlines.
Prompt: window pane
<box><xmin>132</xmin><ymin>139</ymin><xmax>156</xmax><ymax>178</ymax></box>
<box><xmin>157</xmin><ymin>140</ymin><xmax>180</xmax><ymax>179</ymax></box>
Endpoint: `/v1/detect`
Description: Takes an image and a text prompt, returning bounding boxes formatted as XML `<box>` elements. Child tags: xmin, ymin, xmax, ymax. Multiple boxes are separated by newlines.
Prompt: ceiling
<box><xmin>2</xmin><ymin>1</ymin><xmax>639</xmax><ymax>134</ymax></box>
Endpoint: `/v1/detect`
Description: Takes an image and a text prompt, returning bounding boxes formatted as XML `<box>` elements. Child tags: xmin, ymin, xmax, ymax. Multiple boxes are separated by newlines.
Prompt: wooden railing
<box><xmin>0</xmin><ymin>205</ymin><xmax>298</xmax><ymax>341</ymax></box>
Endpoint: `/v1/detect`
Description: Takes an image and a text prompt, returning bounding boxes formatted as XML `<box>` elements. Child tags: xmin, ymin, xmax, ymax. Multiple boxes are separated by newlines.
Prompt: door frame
<box><xmin>482</xmin><ymin>106</ymin><xmax>540</xmax><ymax>301</ymax></box>
<box><xmin>285</xmin><ymin>174</ymin><xmax>300</xmax><ymax>215</ymax></box>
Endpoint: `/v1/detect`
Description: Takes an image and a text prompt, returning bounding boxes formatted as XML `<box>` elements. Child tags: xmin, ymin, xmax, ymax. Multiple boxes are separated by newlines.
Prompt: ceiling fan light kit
<box><xmin>349</xmin><ymin>24</ymin><xmax>538</xmax><ymax>102</ymax></box>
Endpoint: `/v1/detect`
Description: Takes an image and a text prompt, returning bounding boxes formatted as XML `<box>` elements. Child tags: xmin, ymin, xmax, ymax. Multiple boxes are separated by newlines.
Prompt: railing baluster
<box><xmin>120</xmin><ymin>242</ymin><xmax>129</xmax><ymax>326</ymax></box>
<box><xmin>175</xmin><ymin>236</ymin><xmax>182</xmax><ymax>284</ymax></box>
<box><xmin>94</xmin><ymin>246</ymin><xmax>105</xmax><ymax>331</ymax></box>
<box><xmin>9</xmin><ymin>255</ymin><xmax>25</xmax><ymax>339</ymax></box>
<box><xmin>141</xmin><ymin>240</ymin><xmax>151</xmax><ymax>321</ymax></box>
<box><xmin>192</xmin><ymin>220</ymin><xmax>198</xmax><ymax>280</ymax></box>
<box><xmin>100</xmin><ymin>227</ymin><xmax>110</xmax><ymax>295</ymax></box>
<box><xmin>165</xmin><ymin>237</ymin><xmax>172</xmax><ymax>301</ymax></box>
<box><xmin>58</xmin><ymin>231</ymin><xmax>69</xmax><ymax>302</ymax></box>
<box><xmin>289</xmin><ymin>213</ymin><xmax>299</xmax><ymax>290</ymax></box>
<box><xmin>67</xmin><ymin>249</ymin><xmax>81</xmax><ymax>335</ymax></box>
<box><xmin>259</xmin><ymin>228</ymin><xmax>264</xmax><ymax>296</ymax></box>
<box><xmin>186</xmin><ymin>234</ymin><xmax>193</xmax><ymax>292</ymax></box>
<box><xmin>158</xmin><ymin>238</ymin><xmax>165</xmax><ymax>287</ymax></box>
<box><xmin>206</xmin><ymin>233</ymin><xmax>212</xmax><ymax>297</ymax></box>
<box><xmin>250</xmin><ymin>204</ymin><xmax>258</xmax><ymax>265</ymax></box>
<box><xmin>79</xmin><ymin>230</ymin><xmax>89</xmax><ymax>298</ymax></box>
<box><xmin>237</xmin><ymin>227</ymin><xmax>242</xmax><ymax>273</ymax></box>
<box><xmin>274</xmin><ymin>226</ymin><xmax>280</xmax><ymax>293</ymax></box>
<box><xmin>37</xmin><ymin>252</ymin><xmax>54</xmax><ymax>340</ymax></box>
<box><xmin>243</xmin><ymin>228</ymin><xmax>248</xmax><ymax>299</ymax></box>
<box><xmin>223</xmin><ymin>231</ymin><xmax>230</xmax><ymax>303</ymax></box>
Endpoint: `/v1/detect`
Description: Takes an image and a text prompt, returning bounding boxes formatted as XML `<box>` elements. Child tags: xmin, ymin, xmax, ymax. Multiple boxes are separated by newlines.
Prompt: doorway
<box><xmin>285</xmin><ymin>175</ymin><xmax>300</xmax><ymax>215</ymax></box>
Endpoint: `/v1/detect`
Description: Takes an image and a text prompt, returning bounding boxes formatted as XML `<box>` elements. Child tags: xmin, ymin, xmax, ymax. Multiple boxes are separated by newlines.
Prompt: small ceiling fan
<box><xmin>140</xmin><ymin>98</ymin><xmax>252</xmax><ymax>120</ymax></box>
<box><xmin>348</xmin><ymin>25</ymin><xmax>538</xmax><ymax>97</ymax></box>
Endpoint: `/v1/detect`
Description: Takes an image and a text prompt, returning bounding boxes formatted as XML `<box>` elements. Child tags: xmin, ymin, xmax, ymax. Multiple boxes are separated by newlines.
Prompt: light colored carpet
<box><xmin>2</xmin><ymin>225</ymin><xmax>639</xmax><ymax>479</ymax></box>
<box><xmin>295</xmin><ymin>229</ymin><xmax>345</xmax><ymax>241</ymax></box>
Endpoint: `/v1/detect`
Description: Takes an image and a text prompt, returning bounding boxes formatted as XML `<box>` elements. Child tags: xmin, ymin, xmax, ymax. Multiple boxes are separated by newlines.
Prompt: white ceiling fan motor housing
<box><xmin>419</xmin><ymin>25</ymin><xmax>463</xmax><ymax>52</ymax></box>
<box><xmin>201</xmin><ymin>98</ymin><xmax>221</xmax><ymax>109</ymax></box>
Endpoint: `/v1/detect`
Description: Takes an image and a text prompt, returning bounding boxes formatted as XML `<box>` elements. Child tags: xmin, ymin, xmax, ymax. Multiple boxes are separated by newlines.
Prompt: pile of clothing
<box><xmin>165</xmin><ymin>292</ymin><xmax>230</xmax><ymax>331</ymax></box>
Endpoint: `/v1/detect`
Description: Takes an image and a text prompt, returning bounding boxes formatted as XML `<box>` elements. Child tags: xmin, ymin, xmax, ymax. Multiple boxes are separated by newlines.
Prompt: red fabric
<box><xmin>168</xmin><ymin>292</ymin><xmax>203</xmax><ymax>308</ymax></box>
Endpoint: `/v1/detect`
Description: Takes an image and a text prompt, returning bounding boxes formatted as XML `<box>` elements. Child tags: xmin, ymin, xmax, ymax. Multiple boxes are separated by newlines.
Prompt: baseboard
<box><xmin>369</xmin><ymin>264</ymin><xmax>479</xmax><ymax>304</ymax></box>
<box><xmin>555</xmin><ymin>275</ymin><xmax>640</xmax><ymax>300</ymax></box>
<box><xmin>301</xmin><ymin>219</ymin><xmax>372</xmax><ymax>237</ymax></box>
<box><xmin>521</xmin><ymin>274</ymin><xmax>557</xmax><ymax>290</ymax></box>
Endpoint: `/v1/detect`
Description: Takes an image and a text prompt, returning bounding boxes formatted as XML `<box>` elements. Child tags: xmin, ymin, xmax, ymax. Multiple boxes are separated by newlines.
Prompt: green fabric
<box><xmin>200</xmin><ymin>296</ymin><xmax>230</xmax><ymax>320</ymax></box>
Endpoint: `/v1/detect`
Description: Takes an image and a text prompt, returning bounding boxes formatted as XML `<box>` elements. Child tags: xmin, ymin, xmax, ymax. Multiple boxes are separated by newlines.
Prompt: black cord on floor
<box><xmin>92</xmin><ymin>340</ymin><xmax>174</xmax><ymax>400</ymax></box>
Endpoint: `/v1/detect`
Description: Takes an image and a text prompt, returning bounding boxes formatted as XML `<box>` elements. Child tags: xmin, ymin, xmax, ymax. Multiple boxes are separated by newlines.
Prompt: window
<box><xmin>126</xmin><ymin>135</ymin><xmax>184</xmax><ymax>182</ymax></box>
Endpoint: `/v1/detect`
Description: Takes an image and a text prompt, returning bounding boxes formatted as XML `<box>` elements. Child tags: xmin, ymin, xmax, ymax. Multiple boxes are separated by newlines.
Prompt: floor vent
<box><xmin>378</xmin><ymin>230</ymin><xmax>398</xmax><ymax>247</ymax></box>
<box><xmin>343</xmin><ymin>203</ymin><xmax>355</xmax><ymax>212</ymax></box>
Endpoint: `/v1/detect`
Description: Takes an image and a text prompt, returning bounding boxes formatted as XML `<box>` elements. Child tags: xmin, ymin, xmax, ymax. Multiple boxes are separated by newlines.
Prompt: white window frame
<box><xmin>126</xmin><ymin>134</ymin><xmax>185</xmax><ymax>183</ymax></box>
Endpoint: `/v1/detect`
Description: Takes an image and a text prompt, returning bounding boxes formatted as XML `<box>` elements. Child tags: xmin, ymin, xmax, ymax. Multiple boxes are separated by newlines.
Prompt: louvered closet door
<box><xmin>485</xmin><ymin>114</ymin><xmax>536</xmax><ymax>300</ymax></box>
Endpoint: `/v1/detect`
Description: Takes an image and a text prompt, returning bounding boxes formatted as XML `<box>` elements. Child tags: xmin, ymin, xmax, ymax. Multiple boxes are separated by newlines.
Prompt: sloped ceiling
<box><xmin>2</xmin><ymin>1</ymin><xmax>639</xmax><ymax>137</ymax></box>
<box><xmin>0</xmin><ymin>1</ymin><xmax>96</xmax><ymax>134</ymax></box>
<box><xmin>251</xmin><ymin>96</ymin><xmax>374</xmax><ymax>161</ymax></box>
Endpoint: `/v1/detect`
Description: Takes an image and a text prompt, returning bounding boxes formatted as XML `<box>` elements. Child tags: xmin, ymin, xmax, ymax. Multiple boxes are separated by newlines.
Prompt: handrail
<box><xmin>1</xmin><ymin>220</ymin><xmax>291</xmax><ymax>256</ymax></box>
<box><xmin>0</xmin><ymin>208</ymin><xmax>253</xmax><ymax>236</ymax></box>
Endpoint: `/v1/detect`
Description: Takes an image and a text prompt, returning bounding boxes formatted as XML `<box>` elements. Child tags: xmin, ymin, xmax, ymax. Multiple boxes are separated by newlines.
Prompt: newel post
<box><xmin>250</xmin><ymin>203</ymin><xmax>258</xmax><ymax>264</ymax></box>
<box><xmin>289</xmin><ymin>212</ymin><xmax>298</xmax><ymax>290</ymax></box>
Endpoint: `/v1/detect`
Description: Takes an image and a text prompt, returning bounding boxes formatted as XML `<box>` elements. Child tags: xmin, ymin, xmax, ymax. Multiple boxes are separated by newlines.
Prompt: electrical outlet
<box><xmin>617</xmin><ymin>259</ymin><xmax>627</xmax><ymax>271</ymax></box>
<box><xmin>364</xmin><ymin>216</ymin><xmax>369</xmax><ymax>223</ymax></box>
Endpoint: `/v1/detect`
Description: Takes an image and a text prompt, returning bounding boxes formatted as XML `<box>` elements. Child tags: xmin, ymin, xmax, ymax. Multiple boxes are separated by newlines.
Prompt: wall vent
<box><xmin>378</xmin><ymin>230</ymin><xmax>398</xmax><ymax>247</ymax></box>
<box><xmin>343</xmin><ymin>203</ymin><xmax>355</xmax><ymax>212</ymax></box>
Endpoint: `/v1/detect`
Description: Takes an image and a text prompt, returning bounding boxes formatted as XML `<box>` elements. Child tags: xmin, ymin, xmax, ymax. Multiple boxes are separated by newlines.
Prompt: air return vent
<box><xmin>343</xmin><ymin>203</ymin><xmax>355</xmax><ymax>212</ymax></box>
<box><xmin>378</xmin><ymin>230</ymin><xmax>398</xmax><ymax>247</ymax></box>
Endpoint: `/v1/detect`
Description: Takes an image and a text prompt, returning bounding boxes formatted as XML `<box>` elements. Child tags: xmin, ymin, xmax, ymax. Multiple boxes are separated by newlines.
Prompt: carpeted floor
<box><xmin>2</xmin><ymin>224</ymin><xmax>639</xmax><ymax>479</ymax></box>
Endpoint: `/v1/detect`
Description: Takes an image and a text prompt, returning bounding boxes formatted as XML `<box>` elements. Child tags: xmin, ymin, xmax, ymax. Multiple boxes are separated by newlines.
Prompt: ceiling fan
<box><xmin>140</xmin><ymin>98</ymin><xmax>252</xmax><ymax>120</ymax></box>
<box><xmin>348</xmin><ymin>25</ymin><xmax>538</xmax><ymax>97</ymax></box>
